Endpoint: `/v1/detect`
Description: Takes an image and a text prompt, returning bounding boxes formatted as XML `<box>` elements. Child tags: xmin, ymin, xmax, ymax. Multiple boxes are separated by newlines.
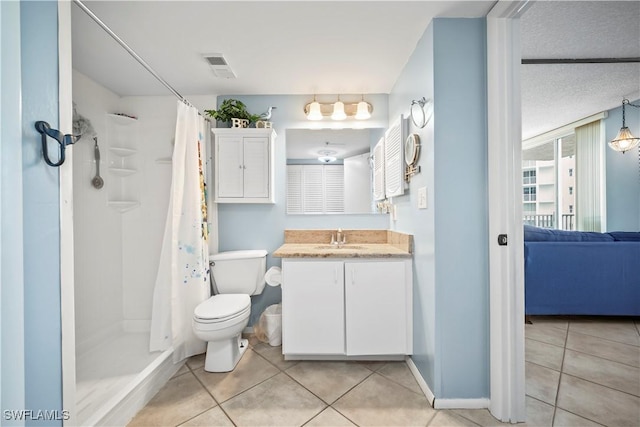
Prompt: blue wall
<box><xmin>605</xmin><ymin>100</ymin><xmax>640</xmax><ymax>231</ymax></box>
<box><xmin>388</xmin><ymin>22</ymin><xmax>437</xmax><ymax>393</ymax></box>
<box><xmin>1</xmin><ymin>0</ymin><xmax>26</xmax><ymax>420</ymax></box>
<box><xmin>389</xmin><ymin>18</ymin><xmax>489</xmax><ymax>399</ymax></box>
<box><xmin>213</xmin><ymin>94</ymin><xmax>390</xmax><ymax>324</ymax></box>
<box><xmin>21</xmin><ymin>1</ymin><xmax>63</xmax><ymax>424</ymax></box>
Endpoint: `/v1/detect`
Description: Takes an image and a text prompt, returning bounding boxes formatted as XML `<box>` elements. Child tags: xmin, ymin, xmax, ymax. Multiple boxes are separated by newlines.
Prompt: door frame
<box><xmin>487</xmin><ymin>1</ymin><xmax>530</xmax><ymax>422</ymax></box>
<box><xmin>58</xmin><ymin>0</ymin><xmax>76</xmax><ymax>424</ymax></box>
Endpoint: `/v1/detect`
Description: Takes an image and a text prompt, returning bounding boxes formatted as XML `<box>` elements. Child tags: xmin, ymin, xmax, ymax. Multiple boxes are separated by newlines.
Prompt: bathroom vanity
<box><xmin>274</xmin><ymin>230</ymin><xmax>413</xmax><ymax>360</ymax></box>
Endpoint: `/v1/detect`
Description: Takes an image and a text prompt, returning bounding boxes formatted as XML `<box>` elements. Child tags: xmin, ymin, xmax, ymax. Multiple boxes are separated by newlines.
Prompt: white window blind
<box><xmin>373</xmin><ymin>137</ymin><xmax>386</xmax><ymax>201</ymax></box>
<box><xmin>385</xmin><ymin>116</ymin><xmax>405</xmax><ymax>197</ymax></box>
<box><xmin>286</xmin><ymin>164</ymin><xmax>344</xmax><ymax>214</ymax></box>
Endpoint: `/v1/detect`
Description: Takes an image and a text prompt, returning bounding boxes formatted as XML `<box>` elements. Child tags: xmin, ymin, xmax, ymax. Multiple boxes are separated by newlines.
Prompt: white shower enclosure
<box><xmin>72</xmin><ymin>70</ymin><xmax>203</xmax><ymax>426</ymax></box>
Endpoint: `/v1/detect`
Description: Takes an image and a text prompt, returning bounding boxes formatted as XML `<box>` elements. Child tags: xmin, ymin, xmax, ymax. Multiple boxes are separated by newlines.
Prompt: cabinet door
<box><xmin>243</xmin><ymin>137</ymin><xmax>269</xmax><ymax>198</ymax></box>
<box><xmin>282</xmin><ymin>261</ymin><xmax>345</xmax><ymax>355</ymax></box>
<box><xmin>345</xmin><ymin>261</ymin><xmax>407</xmax><ymax>355</ymax></box>
<box><xmin>217</xmin><ymin>136</ymin><xmax>244</xmax><ymax>197</ymax></box>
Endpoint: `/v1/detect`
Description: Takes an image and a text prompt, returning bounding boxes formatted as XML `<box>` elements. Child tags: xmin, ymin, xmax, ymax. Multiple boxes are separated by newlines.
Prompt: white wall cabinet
<box><xmin>212</xmin><ymin>128</ymin><xmax>276</xmax><ymax>203</ymax></box>
<box><xmin>281</xmin><ymin>258</ymin><xmax>412</xmax><ymax>358</ymax></box>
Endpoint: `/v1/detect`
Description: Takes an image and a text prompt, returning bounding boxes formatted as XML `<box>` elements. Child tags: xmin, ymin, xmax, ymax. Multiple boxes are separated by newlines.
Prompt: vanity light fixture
<box><xmin>304</xmin><ymin>95</ymin><xmax>373</xmax><ymax>121</ymax></box>
<box><xmin>609</xmin><ymin>98</ymin><xmax>640</xmax><ymax>153</ymax></box>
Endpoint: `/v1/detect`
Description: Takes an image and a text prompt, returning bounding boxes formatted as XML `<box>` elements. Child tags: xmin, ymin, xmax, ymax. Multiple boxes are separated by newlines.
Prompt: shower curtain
<box><xmin>150</xmin><ymin>101</ymin><xmax>210</xmax><ymax>362</ymax></box>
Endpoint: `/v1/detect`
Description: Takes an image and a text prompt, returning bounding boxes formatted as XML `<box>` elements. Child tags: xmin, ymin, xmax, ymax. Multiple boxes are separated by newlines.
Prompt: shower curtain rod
<box><xmin>73</xmin><ymin>0</ymin><xmax>200</xmax><ymax>112</ymax></box>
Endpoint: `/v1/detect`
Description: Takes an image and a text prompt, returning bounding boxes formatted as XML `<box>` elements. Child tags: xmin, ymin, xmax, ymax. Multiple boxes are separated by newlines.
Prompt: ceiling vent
<box><xmin>203</xmin><ymin>54</ymin><xmax>236</xmax><ymax>79</ymax></box>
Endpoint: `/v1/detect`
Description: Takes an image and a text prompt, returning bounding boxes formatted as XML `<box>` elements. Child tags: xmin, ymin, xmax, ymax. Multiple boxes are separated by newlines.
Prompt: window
<box><xmin>523</xmin><ymin>169</ymin><xmax>536</xmax><ymax>185</ymax></box>
<box><xmin>523</xmin><ymin>187</ymin><xmax>536</xmax><ymax>202</ymax></box>
<box><xmin>522</xmin><ymin>134</ymin><xmax>576</xmax><ymax>230</ymax></box>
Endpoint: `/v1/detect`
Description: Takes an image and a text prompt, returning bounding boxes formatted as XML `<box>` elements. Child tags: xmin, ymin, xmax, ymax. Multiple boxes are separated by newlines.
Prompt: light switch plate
<box><xmin>418</xmin><ymin>187</ymin><xmax>427</xmax><ymax>209</ymax></box>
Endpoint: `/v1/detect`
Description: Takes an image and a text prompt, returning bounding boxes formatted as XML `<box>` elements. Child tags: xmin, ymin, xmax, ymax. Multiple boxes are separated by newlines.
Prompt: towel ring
<box><xmin>410</xmin><ymin>97</ymin><xmax>433</xmax><ymax>129</ymax></box>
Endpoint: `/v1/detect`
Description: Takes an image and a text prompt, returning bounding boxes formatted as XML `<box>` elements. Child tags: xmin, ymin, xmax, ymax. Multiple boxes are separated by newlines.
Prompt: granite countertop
<box><xmin>273</xmin><ymin>229</ymin><xmax>413</xmax><ymax>259</ymax></box>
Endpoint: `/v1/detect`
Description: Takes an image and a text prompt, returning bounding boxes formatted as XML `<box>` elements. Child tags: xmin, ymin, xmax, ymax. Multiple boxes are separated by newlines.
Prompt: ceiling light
<box><xmin>355</xmin><ymin>95</ymin><xmax>371</xmax><ymax>120</ymax></box>
<box><xmin>318</xmin><ymin>155</ymin><xmax>337</xmax><ymax>163</ymax></box>
<box><xmin>332</xmin><ymin>98</ymin><xmax>347</xmax><ymax>120</ymax></box>
<box><xmin>609</xmin><ymin>99</ymin><xmax>640</xmax><ymax>153</ymax></box>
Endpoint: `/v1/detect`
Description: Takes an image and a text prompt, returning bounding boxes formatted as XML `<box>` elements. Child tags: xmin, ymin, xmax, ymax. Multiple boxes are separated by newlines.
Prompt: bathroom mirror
<box><xmin>286</xmin><ymin>128</ymin><xmax>384</xmax><ymax>214</ymax></box>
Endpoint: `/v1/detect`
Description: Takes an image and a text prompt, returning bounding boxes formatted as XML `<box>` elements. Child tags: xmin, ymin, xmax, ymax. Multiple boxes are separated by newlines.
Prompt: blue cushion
<box><xmin>607</xmin><ymin>231</ymin><xmax>640</xmax><ymax>242</ymax></box>
<box><xmin>523</xmin><ymin>225</ymin><xmax>614</xmax><ymax>242</ymax></box>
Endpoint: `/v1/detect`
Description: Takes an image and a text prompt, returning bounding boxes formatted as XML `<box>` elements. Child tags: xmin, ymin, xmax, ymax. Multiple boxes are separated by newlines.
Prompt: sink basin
<box><xmin>314</xmin><ymin>245</ymin><xmax>366</xmax><ymax>250</ymax></box>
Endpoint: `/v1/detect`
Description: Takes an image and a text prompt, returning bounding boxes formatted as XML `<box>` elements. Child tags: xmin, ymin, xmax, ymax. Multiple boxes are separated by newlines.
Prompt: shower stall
<box><xmin>70</xmin><ymin>3</ymin><xmax>216</xmax><ymax>424</ymax></box>
<box><xmin>71</xmin><ymin>70</ymin><xmax>180</xmax><ymax>426</ymax></box>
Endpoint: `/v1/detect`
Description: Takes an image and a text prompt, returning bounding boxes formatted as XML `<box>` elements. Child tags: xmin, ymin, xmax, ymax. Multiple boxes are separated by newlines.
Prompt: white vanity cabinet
<box><xmin>212</xmin><ymin>128</ymin><xmax>276</xmax><ymax>203</ymax></box>
<box><xmin>281</xmin><ymin>258</ymin><xmax>412</xmax><ymax>359</ymax></box>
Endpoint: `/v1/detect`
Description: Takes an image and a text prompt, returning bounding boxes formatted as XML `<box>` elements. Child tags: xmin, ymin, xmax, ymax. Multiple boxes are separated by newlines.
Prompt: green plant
<box><xmin>205</xmin><ymin>99</ymin><xmax>261</xmax><ymax>124</ymax></box>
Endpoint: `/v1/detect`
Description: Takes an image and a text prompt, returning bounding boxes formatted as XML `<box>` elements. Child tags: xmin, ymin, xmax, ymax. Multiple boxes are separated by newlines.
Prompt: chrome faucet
<box><xmin>331</xmin><ymin>228</ymin><xmax>346</xmax><ymax>245</ymax></box>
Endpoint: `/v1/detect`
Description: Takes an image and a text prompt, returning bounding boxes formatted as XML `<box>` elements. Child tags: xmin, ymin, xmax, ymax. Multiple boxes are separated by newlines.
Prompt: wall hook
<box><xmin>35</xmin><ymin>121</ymin><xmax>79</xmax><ymax>167</ymax></box>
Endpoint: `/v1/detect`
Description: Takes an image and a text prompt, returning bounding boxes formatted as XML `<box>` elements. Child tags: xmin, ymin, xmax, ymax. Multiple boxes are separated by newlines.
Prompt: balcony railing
<box><xmin>523</xmin><ymin>214</ymin><xmax>575</xmax><ymax>230</ymax></box>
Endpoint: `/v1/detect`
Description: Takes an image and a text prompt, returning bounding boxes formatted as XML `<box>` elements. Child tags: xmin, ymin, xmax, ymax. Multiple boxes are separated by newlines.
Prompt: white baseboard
<box><xmin>434</xmin><ymin>398</ymin><xmax>490</xmax><ymax>409</ymax></box>
<box><xmin>406</xmin><ymin>358</ymin><xmax>489</xmax><ymax>410</ymax></box>
<box><xmin>406</xmin><ymin>357</ymin><xmax>435</xmax><ymax>406</ymax></box>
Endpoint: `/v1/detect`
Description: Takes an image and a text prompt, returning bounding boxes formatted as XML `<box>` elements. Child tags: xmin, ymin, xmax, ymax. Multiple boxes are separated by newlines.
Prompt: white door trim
<box><xmin>487</xmin><ymin>1</ymin><xmax>530</xmax><ymax>422</ymax></box>
<box><xmin>58</xmin><ymin>1</ymin><xmax>76</xmax><ymax>424</ymax></box>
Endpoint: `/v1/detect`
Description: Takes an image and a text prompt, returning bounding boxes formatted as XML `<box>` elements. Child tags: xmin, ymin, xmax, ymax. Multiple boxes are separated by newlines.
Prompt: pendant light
<box><xmin>609</xmin><ymin>99</ymin><xmax>640</xmax><ymax>153</ymax></box>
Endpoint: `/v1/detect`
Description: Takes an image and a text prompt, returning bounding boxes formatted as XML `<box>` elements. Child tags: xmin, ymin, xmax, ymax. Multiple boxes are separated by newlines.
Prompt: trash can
<box><xmin>258</xmin><ymin>304</ymin><xmax>282</xmax><ymax>346</ymax></box>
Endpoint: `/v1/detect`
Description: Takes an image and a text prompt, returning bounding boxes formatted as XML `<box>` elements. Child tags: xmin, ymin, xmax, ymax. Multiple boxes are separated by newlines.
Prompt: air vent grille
<box><xmin>203</xmin><ymin>53</ymin><xmax>236</xmax><ymax>79</ymax></box>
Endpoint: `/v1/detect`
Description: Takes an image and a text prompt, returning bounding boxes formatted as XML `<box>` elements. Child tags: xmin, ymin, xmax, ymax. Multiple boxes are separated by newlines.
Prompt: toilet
<box><xmin>192</xmin><ymin>249</ymin><xmax>268</xmax><ymax>372</ymax></box>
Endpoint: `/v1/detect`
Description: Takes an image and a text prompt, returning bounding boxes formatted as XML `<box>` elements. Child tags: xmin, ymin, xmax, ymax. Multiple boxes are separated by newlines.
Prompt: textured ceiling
<box><xmin>520</xmin><ymin>1</ymin><xmax>640</xmax><ymax>139</ymax></box>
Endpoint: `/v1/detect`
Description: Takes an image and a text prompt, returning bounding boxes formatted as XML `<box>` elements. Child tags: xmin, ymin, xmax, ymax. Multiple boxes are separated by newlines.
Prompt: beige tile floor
<box><xmin>128</xmin><ymin>317</ymin><xmax>640</xmax><ymax>426</ymax></box>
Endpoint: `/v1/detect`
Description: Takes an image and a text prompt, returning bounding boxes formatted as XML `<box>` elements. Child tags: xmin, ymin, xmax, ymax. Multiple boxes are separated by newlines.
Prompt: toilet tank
<box><xmin>209</xmin><ymin>250</ymin><xmax>268</xmax><ymax>295</ymax></box>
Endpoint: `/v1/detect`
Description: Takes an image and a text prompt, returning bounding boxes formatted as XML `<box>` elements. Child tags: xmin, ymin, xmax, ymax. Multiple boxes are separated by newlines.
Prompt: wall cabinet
<box><xmin>212</xmin><ymin>128</ymin><xmax>276</xmax><ymax>203</ymax></box>
<box><xmin>281</xmin><ymin>258</ymin><xmax>412</xmax><ymax>358</ymax></box>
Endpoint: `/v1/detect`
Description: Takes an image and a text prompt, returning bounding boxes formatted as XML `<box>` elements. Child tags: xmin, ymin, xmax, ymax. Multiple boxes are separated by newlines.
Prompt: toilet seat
<box><xmin>194</xmin><ymin>294</ymin><xmax>251</xmax><ymax>323</ymax></box>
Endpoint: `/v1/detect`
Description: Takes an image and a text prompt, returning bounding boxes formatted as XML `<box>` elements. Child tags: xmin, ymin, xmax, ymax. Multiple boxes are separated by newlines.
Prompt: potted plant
<box><xmin>205</xmin><ymin>99</ymin><xmax>261</xmax><ymax>128</ymax></box>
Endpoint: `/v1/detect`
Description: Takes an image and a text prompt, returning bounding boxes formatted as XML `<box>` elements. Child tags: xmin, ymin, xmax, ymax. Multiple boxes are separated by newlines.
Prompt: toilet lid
<box><xmin>194</xmin><ymin>294</ymin><xmax>251</xmax><ymax>322</ymax></box>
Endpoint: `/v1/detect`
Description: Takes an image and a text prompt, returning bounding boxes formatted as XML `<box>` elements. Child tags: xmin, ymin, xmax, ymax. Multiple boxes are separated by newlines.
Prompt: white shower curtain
<box><xmin>150</xmin><ymin>101</ymin><xmax>210</xmax><ymax>362</ymax></box>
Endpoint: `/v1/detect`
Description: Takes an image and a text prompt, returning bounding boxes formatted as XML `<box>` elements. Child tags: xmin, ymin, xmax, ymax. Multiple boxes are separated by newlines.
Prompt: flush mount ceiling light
<box><xmin>609</xmin><ymin>98</ymin><xmax>640</xmax><ymax>153</ymax></box>
<box><xmin>304</xmin><ymin>95</ymin><xmax>373</xmax><ymax>121</ymax></box>
<box><xmin>317</xmin><ymin>150</ymin><xmax>337</xmax><ymax>163</ymax></box>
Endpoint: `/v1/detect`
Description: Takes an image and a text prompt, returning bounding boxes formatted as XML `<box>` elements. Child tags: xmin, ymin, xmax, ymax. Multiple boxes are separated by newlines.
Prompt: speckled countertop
<box><xmin>273</xmin><ymin>229</ymin><xmax>413</xmax><ymax>259</ymax></box>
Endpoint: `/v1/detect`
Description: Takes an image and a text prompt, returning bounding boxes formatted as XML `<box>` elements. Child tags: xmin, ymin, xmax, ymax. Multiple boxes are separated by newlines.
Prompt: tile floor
<box><xmin>128</xmin><ymin>317</ymin><xmax>640</xmax><ymax>426</ymax></box>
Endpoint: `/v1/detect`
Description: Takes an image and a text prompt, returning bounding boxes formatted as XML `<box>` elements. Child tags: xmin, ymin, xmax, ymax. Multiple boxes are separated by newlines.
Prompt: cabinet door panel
<box><xmin>282</xmin><ymin>261</ymin><xmax>344</xmax><ymax>355</ymax></box>
<box><xmin>345</xmin><ymin>262</ymin><xmax>406</xmax><ymax>355</ymax></box>
<box><xmin>243</xmin><ymin>137</ymin><xmax>269</xmax><ymax>198</ymax></box>
<box><xmin>217</xmin><ymin>136</ymin><xmax>244</xmax><ymax>197</ymax></box>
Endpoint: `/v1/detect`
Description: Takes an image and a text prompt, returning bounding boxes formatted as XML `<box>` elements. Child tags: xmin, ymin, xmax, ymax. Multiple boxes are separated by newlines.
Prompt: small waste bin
<box><xmin>257</xmin><ymin>304</ymin><xmax>282</xmax><ymax>346</ymax></box>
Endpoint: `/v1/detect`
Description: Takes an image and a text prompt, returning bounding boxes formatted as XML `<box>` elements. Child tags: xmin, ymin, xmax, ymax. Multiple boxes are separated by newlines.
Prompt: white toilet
<box><xmin>192</xmin><ymin>249</ymin><xmax>268</xmax><ymax>372</ymax></box>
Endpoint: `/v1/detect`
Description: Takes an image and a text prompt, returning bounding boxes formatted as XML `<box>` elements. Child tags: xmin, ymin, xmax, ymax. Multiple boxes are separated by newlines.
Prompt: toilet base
<box><xmin>203</xmin><ymin>335</ymin><xmax>249</xmax><ymax>373</ymax></box>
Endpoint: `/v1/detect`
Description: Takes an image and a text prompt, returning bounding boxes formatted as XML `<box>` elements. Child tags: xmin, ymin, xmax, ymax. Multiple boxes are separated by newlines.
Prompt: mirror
<box><xmin>286</xmin><ymin>128</ymin><xmax>384</xmax><ymax>214</ymax></box>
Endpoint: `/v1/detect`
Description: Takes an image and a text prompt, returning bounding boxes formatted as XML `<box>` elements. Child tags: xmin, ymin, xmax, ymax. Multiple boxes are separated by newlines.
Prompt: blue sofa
<box><xmin>524</xmin><ymin>226</ymin><xmax>640</xmax><ymax>316</ymax></box>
